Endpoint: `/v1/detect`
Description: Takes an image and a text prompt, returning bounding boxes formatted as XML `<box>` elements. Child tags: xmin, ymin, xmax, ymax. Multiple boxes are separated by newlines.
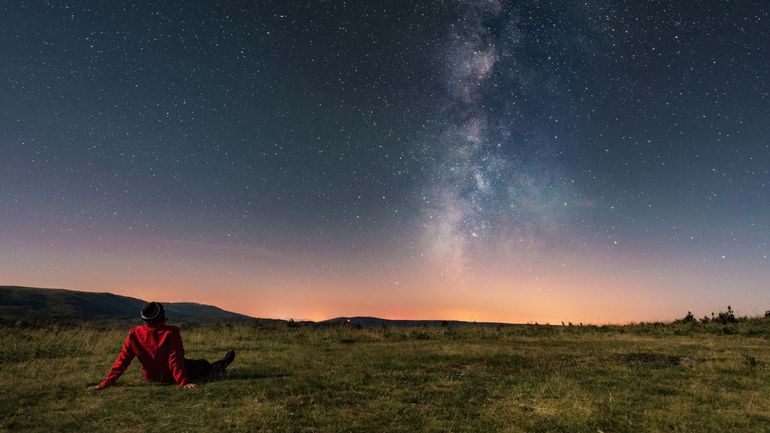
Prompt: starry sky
<box><xmin>1</xmin><ymin>1</ymin><xmax>769</xmax><ymax>323</ymax></box>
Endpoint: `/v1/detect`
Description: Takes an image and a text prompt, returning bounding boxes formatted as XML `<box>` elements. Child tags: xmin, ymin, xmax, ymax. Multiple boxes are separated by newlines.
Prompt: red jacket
<box><xmin>99</xmin><ymin>322</ymin><xmax>188</xmax><ymax>389</ymax></box>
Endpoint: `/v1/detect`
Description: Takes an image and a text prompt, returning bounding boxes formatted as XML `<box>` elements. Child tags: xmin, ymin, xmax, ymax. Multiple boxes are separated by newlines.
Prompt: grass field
<box><xmin>2</xmin><ymin>321</ymin><xmax>770</xmax><ymax>432</ymax></box>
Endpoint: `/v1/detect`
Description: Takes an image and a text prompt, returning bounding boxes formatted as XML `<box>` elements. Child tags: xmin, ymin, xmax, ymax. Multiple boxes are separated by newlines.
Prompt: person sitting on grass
<box><xmin>90</xmin><ymin>301</ymin><xmax>236</xmax><ymax>391</ymax></box>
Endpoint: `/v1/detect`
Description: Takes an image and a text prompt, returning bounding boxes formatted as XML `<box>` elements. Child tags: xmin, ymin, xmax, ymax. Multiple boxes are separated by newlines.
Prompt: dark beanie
<box><xmin>141</xmin><ymin>302</ymin><xmax>166</xmax><ymax>323</ymax></box>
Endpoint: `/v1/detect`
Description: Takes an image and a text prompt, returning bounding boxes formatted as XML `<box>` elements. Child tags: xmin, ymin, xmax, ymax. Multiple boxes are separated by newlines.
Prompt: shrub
<box><xmin>716</xmin><ymin>306</ymin><xmax>737</xmax><ymax>324</ymax></box>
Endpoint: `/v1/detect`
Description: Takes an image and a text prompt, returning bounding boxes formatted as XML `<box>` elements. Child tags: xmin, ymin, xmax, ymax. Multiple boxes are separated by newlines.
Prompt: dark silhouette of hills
<box><xmin>321</xmin><ymin>316</ymin><xmax>520</xmax><ymax>328</ymax></box>
<box><xmin>0</xmin><ymin>286</ymin><xmax>253</xmax><ymax>325</ymax></box>
<box><xmin>0</xmin><ymin>286</ymin><xmax>521</xmax><ymax>328</ymax></box>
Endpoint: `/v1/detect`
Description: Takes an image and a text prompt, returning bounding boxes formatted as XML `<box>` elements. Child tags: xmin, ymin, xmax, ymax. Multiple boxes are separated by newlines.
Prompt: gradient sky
<box><xmin>1</xmin><ymin>1</ymin><xmax>769</xmax><ymax>323</ymax></box>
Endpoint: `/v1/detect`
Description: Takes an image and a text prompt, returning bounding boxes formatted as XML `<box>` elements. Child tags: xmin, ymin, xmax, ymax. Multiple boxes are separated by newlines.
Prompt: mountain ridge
<box><xmin>321</xmin><ymin>316</ymin><xmax>522</xmax><ymax>328</ymax></box>
<box><xmin>0</xmin><ymin>285</ymin><xmax>522</xmax><ymax>327</ymax></box>
<box><xmin>0</xmin><ymin>285</ymin><xmax>253</xmax><ymax>325</ymax></box>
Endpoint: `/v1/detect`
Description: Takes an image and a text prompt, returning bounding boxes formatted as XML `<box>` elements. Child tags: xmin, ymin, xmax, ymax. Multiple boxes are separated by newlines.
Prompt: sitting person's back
<box><xmin>100</xmin><ymin>320</ymin><xmax>187</xmax><ymax>387</ymax></box>
<box><xmin>94</xmin><ymin>302</ymin><xmax>235</xmax><ymax>390</ymax></box>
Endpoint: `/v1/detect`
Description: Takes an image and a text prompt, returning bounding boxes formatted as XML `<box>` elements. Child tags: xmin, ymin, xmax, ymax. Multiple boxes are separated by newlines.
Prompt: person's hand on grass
<box><xmin>87</xmin><ymin>385</ymin><xmax>102</xmax><ymax>393</ymax></box>
<box><xmin>182</xmin><ymin>383</ymin><xmax>197</xmax><ymax>389</ymax></box>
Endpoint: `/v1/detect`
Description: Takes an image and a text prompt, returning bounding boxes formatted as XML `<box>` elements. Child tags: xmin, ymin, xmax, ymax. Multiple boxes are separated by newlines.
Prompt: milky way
<box><xmin>422</xmin><ymin>1</ymin><xmax>573</xmax><ymax>277</ymax></box>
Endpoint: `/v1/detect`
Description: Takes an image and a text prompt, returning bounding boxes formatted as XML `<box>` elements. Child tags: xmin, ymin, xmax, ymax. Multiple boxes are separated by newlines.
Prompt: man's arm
<box><xmin>167</xmin><ymin>328</ymin><xmax>190</xmax><ymax>388</ymax></box>
<box><xmin>97</xmin><ymin>333</ymin><xmax>135</xmax><ymax>389</ymax></box>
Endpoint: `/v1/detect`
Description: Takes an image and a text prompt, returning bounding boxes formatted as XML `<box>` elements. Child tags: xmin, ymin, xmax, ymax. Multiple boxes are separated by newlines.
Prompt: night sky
<box><xmin>1</xmin><ymin>1</ymin><xmax>769</xmax><ymax>323</ymax></box>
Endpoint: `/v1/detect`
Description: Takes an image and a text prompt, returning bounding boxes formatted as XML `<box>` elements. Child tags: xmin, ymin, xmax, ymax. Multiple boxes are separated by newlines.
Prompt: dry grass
<box><xmin>2</xmin><ymin>323</ymin><xmax>770</xmax><ymax>432</ymax></box>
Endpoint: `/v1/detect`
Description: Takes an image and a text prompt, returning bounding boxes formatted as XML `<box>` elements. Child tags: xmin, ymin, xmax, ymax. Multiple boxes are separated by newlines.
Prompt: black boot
<box><xmin>222</xmin><ymin>350</ymin><xmax>236</xmax><ymax>367</ymax></box>
<box><xmin>211</xmin><ymin>350</ymin><xmax>236</xmax><ymax>374</ymax></box>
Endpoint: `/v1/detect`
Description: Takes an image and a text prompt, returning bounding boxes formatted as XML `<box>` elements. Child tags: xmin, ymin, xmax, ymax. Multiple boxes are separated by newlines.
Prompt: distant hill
<box><xmin>0</xmin><ymin>286</ymin><xmax>254</xmax><ymax>325</ymax></box>
<box><xmin>0</xmin><ymin>286</ymin><xmax>522</xmax><ymax>328</ymax></box>
<box><xmin>321</xmin><ymin>316</ymin><xmax>521</xmax><ymax>328</ymax></box>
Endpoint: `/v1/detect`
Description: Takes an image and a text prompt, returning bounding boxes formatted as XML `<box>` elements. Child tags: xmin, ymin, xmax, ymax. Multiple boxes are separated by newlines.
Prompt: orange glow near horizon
<box><xmin>0</xmin><ymin>230</ymin><xmax>770</xmax><ymax>324</ymax></box>
<box><xmin>3</xmin><ymin>233</ymin><xmax>769</xmax><ymax>325</ymax></box>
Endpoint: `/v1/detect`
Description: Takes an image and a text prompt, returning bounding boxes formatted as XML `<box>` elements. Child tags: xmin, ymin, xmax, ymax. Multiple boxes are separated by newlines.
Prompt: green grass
<box><xmin>2</xmin><ymin>322</ymin><xmax>770</xmax><ymax>432</ymax></box>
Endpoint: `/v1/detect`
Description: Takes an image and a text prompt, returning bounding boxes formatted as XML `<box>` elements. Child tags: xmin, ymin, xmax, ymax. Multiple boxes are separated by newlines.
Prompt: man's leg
<box><xmin>184</xmin><ymin>358</ymin><xmax>213</xmax><ymax>381</ymax></box>
<box><xmin>184</xmin><ymin>351</ymin><xmax>235</xmax><ymax>381</ymax></box>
